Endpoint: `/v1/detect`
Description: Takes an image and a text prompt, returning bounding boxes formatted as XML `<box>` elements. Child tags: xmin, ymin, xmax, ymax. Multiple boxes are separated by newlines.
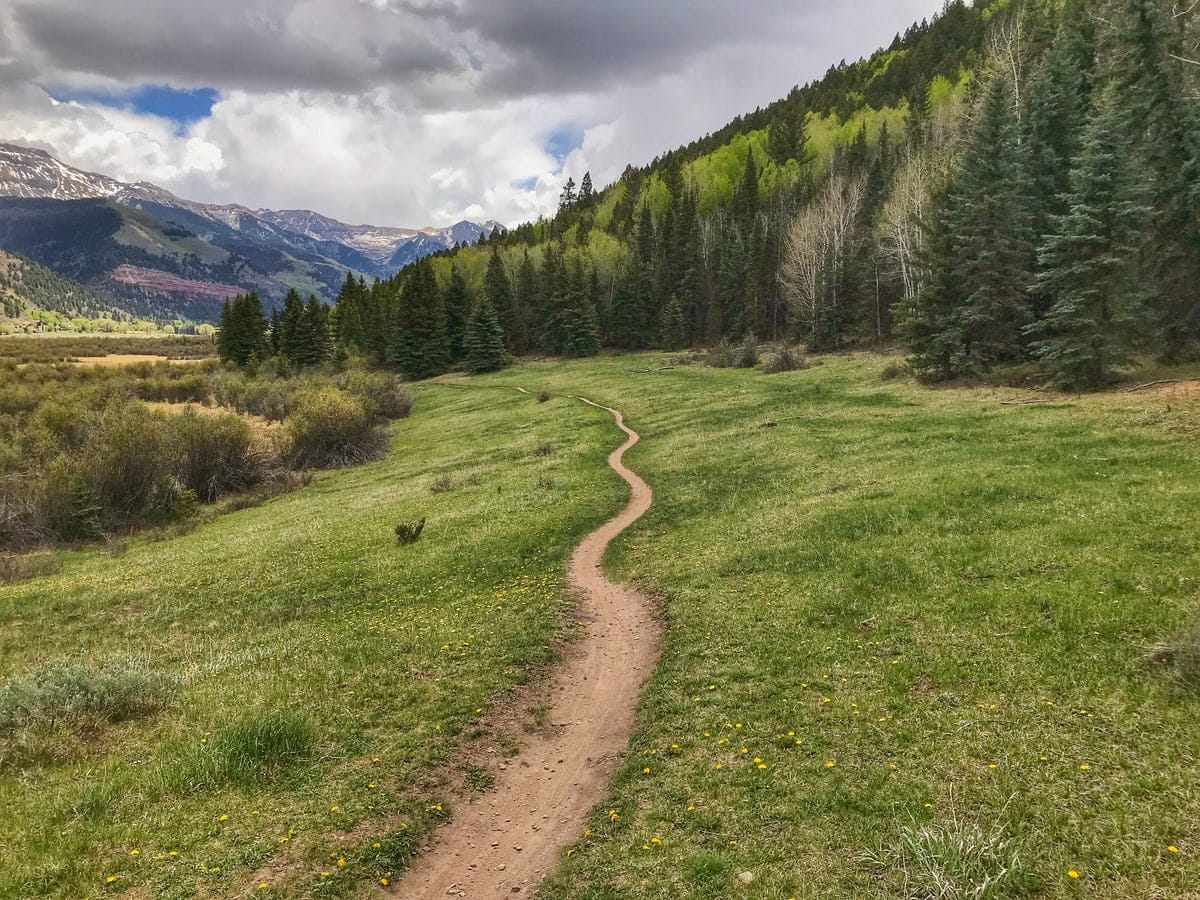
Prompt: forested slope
<box><xmin>327</xmin><ymin>0</ymin><xmax>1200</xmax><ymax>391</ymax></box>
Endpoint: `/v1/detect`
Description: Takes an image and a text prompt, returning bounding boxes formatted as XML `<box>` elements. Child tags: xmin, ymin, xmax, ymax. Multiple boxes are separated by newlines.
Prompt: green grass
<box><xmin>2</xmin><ymin>352</ymin><xmax>1199</xmax><ymax>897</ymax></box>
<box><xmin>0</xmin><ymin>383</ymin><xmax>625</xmax><ymax>897</ymax></box>
<box><xmin>465</xmin><ymin>354</ymin><xmax>1200</xmax><ymax>899</ymax></box>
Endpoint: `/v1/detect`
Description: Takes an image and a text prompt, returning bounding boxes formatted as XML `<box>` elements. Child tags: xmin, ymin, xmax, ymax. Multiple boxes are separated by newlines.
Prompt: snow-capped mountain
<box><xmin>0</xmin><ymin>141</ymin><xmax>498</xmax><ymax>274</ymax></box>
<box><xmin>255</xmin><ymin>208</ymin><xmax>502</xmax><ymax>266</ymax></box>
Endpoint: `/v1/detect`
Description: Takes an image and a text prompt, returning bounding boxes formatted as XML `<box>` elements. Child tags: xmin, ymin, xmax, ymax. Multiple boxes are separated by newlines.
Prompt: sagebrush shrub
<box><xmin>339</xmin><ymin>370</ymin><xmax>413</xmax><ymax>422</ymax></box>
<box><xmin>0</xmin><ymin>662</ymin><xmax>171</xmax><ymax>735</ymax></box>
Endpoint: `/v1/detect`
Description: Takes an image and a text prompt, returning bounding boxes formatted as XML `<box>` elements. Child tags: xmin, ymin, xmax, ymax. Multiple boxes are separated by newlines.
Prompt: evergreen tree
<box><xmin>444</xmin><ymin>266</ymin><xmax>472</xmax><ymax>362</ymax></box>
<box><xmin>1117</xmin><ymin>0</ymin><xmax>1200</xmax><ymax>358</ymax></box>
<box><xmin>908</xmin><ymin>76</ymin><xmax>1036</xmax><ymax>378</ymax></box>
<box><xmin>389</xmin><ymin>260</ymin><xmax>450</xmax><ymax>379</ymax></box>
<box><xmin>1028</xmin><ymin>102</ymin><xmax>1150</xmax><ymax>389</ymax></box>
<box><xmin>463</xmin><ymin>296</ymin><xmax>507</xmax><ymax>373</ymax></box>
<box><xmin>559</xmin><ymin>259</ymin><xmax>602</xmax><ymax>357</ymax></box>
<box><xmin>483</xmin><ymin>250</ymin><xmax>521</xmax><ymax>354</ymax></box>
<box><xmin>515</xmin><ymin>251</ymin><xmax>540</xmax><ymax>349</ymax></box>
<box><xmin>278</xmin><ymin>289</ymin><xmax>306</xmax><ymax>366</ymax></box>
<box><xmin>216</xmin><ymin>292</ymin><xmax>268</xmax><ymax>367</ymax></box>
<box><xmin>579</xmin><ymin>172</ymin><xmax>594</xmax><ymax>206</ymax></box>
<box><xmin>558</xmin><ymin>177</ymin><xmax>578</xmax><ymax>213</ymax></box>
<box><xmin>298</xmin><ymin>296</ymin><xmax>331</xmax><ymax>367</ymax></box>
<box><xmin>661</xmin><ymin>294</ymin><xmax>688</xmax><ymax>350</ymax></box>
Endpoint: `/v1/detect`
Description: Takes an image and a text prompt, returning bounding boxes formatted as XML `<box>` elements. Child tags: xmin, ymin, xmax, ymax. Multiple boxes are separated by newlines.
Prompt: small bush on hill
<box><xmin>339</xmin><ymin>370</ymin><xmax>413</xmax><ymax>422</ymax></box>
<box><xmin>705</xmin><ymin>340</ymin><xmax>736</xmax><ymax>368</ymax></box>
<box><xmin>287</xmin><ymin>388</ymin><xmax>386</xmax><ymax>469</ymax></box>
<box><xmin>395</xmin><ymin>519</ymin><xmax>425</xmax><ymax>544</ymax></box>
<box><xmin>737</xmin><ymin>334</ymin><xmax>760</xmax><ymax>369</ymax></box>
<box><xmin>860</xmin><ymin>809</ymin><xmax>1030</xmax><ymax>900</ymax></box>
<box><xmin>881</xmin><ymin>363</ymin><xmax>904</xmax><ymax>381</ymax></box>
<box><xmin>0</xmin><ymin>662</ymin><xmax>171</xmax><ymax>736</ymax></box>
<box><xmin>764</xmin><ymin>346</ymin><xmax>807</xmax><ymax>374</ymax></box>
<box><xmin>176</xmin><ymin>408</ymin><xmax>268</xmax><ymax>502</ymax></box>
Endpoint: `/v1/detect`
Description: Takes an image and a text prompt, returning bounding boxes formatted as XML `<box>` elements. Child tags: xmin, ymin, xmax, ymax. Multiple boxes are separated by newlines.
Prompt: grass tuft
<box><xmin>860</xmin><ymin>805</ymin><xmax>1031</xmax><ymax>900</ymax></box>
<box><xmin>165</xmin><ymin>710</ymin><xmax>316</xmax><ymax>793</ymax></box>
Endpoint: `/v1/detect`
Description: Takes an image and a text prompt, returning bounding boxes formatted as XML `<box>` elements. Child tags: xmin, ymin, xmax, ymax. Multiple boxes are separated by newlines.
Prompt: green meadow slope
<box><xmin>2</xmin><ymin>354</ymin><xmax>1199</xmax><ymax>897</ymax></box>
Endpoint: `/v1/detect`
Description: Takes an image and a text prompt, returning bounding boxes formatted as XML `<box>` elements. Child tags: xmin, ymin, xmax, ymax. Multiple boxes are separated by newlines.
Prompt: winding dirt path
<box><xmin>393</xmin><ymin>395</ymin><xmax>658</xmax><ymax>898</ymax></box>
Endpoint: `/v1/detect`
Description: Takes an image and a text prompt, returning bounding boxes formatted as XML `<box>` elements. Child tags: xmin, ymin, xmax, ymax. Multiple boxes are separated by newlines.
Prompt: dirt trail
<box><xmin>393</xmin><ymin>396</ymin><xmax>658</xmax><ymax>898</ymax></box>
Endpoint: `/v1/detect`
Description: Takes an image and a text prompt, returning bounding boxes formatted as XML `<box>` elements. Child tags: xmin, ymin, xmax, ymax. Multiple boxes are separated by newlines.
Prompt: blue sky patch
<box><xmin>543</xmin><ymin>123</ymin><xmax>584</xmax><ymax>162</ymax></box>
<box><xmin>47</xmin><ymin>84</ymin><xmax>218</xmax><ymax>131</ymax></box>
<box><xmin>514</xmin><ymin>175</ymin><xmax>540</xmax><ymax>191</ymax></box>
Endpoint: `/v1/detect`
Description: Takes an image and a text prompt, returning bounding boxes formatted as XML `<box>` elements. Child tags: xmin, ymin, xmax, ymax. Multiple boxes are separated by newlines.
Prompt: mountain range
<box><xmin>0</xmin><ymin>142</ymin><xmax>500</xmax><ymax>323</ymax></box>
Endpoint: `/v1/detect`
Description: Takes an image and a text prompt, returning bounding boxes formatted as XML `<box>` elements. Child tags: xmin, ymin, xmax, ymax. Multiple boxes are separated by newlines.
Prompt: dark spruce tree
<box><xmin>444</xmin><ymin>266</ymin><xmax>472</xmax><ymax>362</ymax></box>
<box><xmin>463</xmin><ymin>296</ymin><xmax>507</xmax><ymax>373</ymax></box>
<box><xmin>483</xmin><ymin>249</ymin><xmax>521</xmax><ymax>355</ymax></box>
<box><xmin>389</xmin><ymin>260</ymin><xmax>450</xmax><ymax>380</ymax></box>
<box><xmin>216</xmin><ymin>292</ymin><xmax>268</xmax><ymax>368</ymax></box>
<box><xmin>1028</xmin><ymin>101</ymin><xmax>1150</xmax><ymax>390</ymax></box>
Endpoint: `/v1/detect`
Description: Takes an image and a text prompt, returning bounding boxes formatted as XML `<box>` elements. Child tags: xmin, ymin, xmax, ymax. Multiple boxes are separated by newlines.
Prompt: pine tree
<box><xmin>661</xmin><ymin>294</ymin><xmax>688</xmax><ymax>350</ymax></box>
<box><xmin>515</xmin><ymin>251</ymin><xmax>539</xmax><ymax>350</ymax></box>
<box><xmin>558</xmin><ymin>177</ymin><xmax>578</xmax><ymax>213</ymax></box>
<box><xmin>1028</xmin><ymin>102</ymin><xmax>1150</xmax><ymax>389</ymax></box>
<box><xmin>216</xmin><ymin>292</ymin><xmax>268</xmax><ymax>367</ymax></box>
<box><xmin>298</xmin><ymin>296</ymin><xmax>331</xmax><ymax>367</ymax></box>
<box><xmin>908</xmin><ymin>75</ymin><xmax>1036</xmax><ymax>378</ymax></box>
<box><xmin>579</xmin><ymin>172</ymin><xmax>594</xmax><ymax>206</ymax></box>
<box><xmin>278</xmin><ymin>289</ymin><xmax>306</xmax><ymax>366</ymax></box>
<box><xmin>483</xmin><ymin>250</ymin><xmax>521</xmax><ymax>355</ymax></box>
<box><xmin>559</xmin><ymin>259</ymin><xmax>601</xmax><ymax>357</ymax></box>
<box><xmin>389</xmin><ymin>260</ymin><xmax>449</xmax><ymax>379</ymax></box>
<box><xmin>1118</xmin><ymin>0</ymin><xmax>1200</xmax><ymax>358</ymax></box>
<box><xmin>463</xmin><ymin>296</ymin><xmax>507</xmax><ymax>373</ymax></box>
<box><xmin>444</xmin><ymin>266</ymin><xmax>472</xmax><ymax>362</ymax></box>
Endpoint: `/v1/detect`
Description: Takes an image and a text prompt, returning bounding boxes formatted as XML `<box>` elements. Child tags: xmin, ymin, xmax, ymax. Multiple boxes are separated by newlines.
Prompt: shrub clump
<box><xmin>287</xmin><ymin>388</ymin><xmax>387</xmax><ymax>469</ymax></box>
<box><xmin>395</xmin><ymin>519</ymin><xmax>425</xmax><ymax>545</ymax></box>
<box><xmin>763</xmin><ymin>346</ymin><xmax>807</xmax><ymax>374</ymax></box>
<box><xmin>0</xmin><ymin>662</ymin><xmax>171</xmax><ymax>736</ymax></box>
<box><xmin>338</xmin><ymin>370</ymin><xmax>414</xmax><ymax>421</ymax></box>
<box><xmin>881</xmin><ymin>362</ymin><xmax>905</xmax><ymax>382</ymax></box>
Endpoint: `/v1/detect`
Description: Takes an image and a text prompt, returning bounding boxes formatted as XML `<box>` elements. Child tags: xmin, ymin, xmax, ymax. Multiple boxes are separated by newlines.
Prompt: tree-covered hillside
<box><xmin>330</xmin><ymin>0</ymin><xmax>1200</xmax><ymax>390</ymax></box>
<box><xmin>0</xmin><ymin>250</ymin><xmax>146</xmax><ymax>331</ymax></box>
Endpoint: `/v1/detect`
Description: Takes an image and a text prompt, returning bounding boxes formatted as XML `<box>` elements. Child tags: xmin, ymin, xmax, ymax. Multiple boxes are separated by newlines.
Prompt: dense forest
<box><xmin>217</xmin><ymin>0</ymin><xmax>1200</xmax><ymax>390</ymax></box>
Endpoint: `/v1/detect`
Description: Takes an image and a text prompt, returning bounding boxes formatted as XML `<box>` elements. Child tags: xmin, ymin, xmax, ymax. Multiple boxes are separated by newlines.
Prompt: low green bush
<box><xmin>0</xmin><ymin>662</ymin><xmax>171</xmax><ymax>736</ymax></box>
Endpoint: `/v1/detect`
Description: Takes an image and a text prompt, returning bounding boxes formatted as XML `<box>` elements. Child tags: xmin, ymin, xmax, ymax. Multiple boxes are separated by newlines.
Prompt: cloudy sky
<box><xmin>0</xmin><ymin>0</ymin><xmax>944</xmax><ymax>228</ymax></box>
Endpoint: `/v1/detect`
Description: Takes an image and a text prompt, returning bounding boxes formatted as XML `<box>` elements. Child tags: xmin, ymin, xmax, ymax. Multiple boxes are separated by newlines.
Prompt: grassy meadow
<box><xmin>1</xmin><ymin>351</ymin><xmax>1199</xmax><ymax>897</ymax></box>
<box><xmin>0</xmin><ymin>380</ymin><xmax>625</xmax><ymax>897</ymax></box>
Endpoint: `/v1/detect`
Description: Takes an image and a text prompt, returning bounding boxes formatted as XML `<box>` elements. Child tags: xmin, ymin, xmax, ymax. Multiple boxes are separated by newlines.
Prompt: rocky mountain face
<box><xmin>0</xmin><ymin>142</ymin><xmax>499</xmax><ymax>321</ymax></box>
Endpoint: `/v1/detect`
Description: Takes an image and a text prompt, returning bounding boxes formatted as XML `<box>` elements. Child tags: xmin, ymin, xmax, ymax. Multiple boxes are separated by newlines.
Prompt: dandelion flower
<box><xmin>105</xmin><ymin>875</ymin><xmax>117</xmax><ymax>884</ymax></box>
<box><xmin>1168</xmin><ymin>845</ymin><xmax>1179</xmax><ymax>853</ymax></box>
<box><xmin>1068</xmin><ymin>870</ymin><xmax>1079</xmax><ymax>878</ymax></box>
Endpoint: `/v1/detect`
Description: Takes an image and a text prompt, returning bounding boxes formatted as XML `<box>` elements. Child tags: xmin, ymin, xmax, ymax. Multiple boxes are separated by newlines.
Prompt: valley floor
<box><xmin>1</xmin><ymin>353</ymin><xmax>1198</xmax><ymax>897</ymax></box>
